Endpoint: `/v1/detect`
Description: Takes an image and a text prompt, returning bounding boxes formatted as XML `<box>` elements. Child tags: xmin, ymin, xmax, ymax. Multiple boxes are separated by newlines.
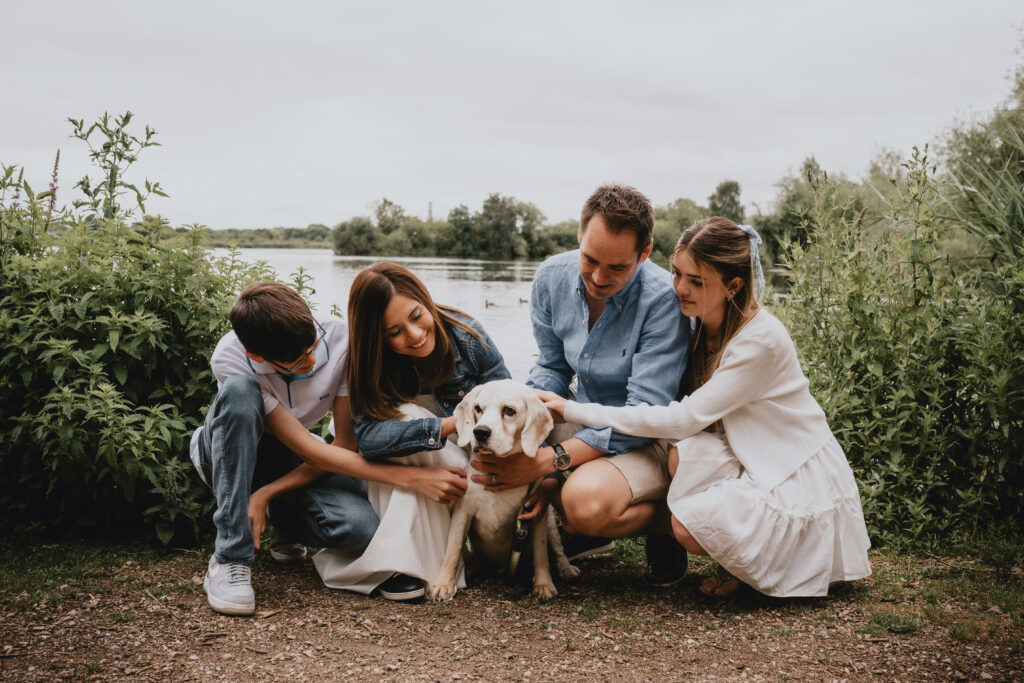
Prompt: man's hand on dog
<box><xmin>470</xmin><ymin>449</ymin><xmax>552</xmax><ymax>490</ymax></box>
<box><xmin>519</xmin><ymin>477</ymin><xmax>561</xmax><ymax>522</ymax></box>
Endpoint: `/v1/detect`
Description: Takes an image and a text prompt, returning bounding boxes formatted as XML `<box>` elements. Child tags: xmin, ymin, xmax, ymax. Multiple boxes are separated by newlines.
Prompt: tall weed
<box><xmin>0</xmin><ymin>115</ymin><xmax>272</xmax><ymax>543</ymax></box>
<box><xmin>777</xmin><ymin>149</ymin><xmax>1023</xmax><ymax>544</ymax></box>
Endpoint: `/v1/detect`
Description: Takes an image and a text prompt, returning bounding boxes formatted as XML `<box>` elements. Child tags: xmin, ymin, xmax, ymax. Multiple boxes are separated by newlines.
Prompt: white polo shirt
<box><xmin>209</xmin><ymin>315</ymin><xmax>350</xmax><ymax>428</ymax></box>
<box><xmin>189</xmin><ymin>316</ymin><xmax>348</xmax><ymax>478</ymax></box>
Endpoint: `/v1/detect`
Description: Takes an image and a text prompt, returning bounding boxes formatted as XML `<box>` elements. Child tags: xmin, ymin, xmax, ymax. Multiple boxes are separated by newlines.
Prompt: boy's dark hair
<box><xmin>229</xmin><ymin>281</ymin><xmax>316</xmax><ymax>362</ymax></box>
<box><xmin>580</xmin><ymin>184</ymin><xmax>654</xmax><ymax>253</ymax></box>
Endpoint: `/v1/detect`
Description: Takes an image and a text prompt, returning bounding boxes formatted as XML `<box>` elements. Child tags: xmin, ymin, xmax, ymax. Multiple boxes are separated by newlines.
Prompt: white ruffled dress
<box><xmin>563</xmin><ymin>309</ymin><xmax>871</xmax><ymax>597</ymax></box>
<box><xmin>667</xmin><ymin>429</ymin><xmax>869</xmax><ymax>597</ymax></box>
<box><xmin>313</xmin><ymin>400</ymin><xmax>466</xmax><ymax>595</ymax></box>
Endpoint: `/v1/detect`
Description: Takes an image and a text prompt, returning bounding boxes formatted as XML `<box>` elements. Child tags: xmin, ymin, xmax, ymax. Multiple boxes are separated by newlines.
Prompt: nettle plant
<box><xmin>0</xmin><ymin>113</ymin><xmax>276</xmax><ymax>543</ymax></box>
<box><xmin>776</xmin><ymin>148</ymin><xmax>1023</xmax><ymax>545</ymax></box>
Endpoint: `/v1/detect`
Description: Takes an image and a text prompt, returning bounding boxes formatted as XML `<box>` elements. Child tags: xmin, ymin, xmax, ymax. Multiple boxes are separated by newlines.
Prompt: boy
<box><xmin>191</xmin><ymin>282</ymin><xmax>427</xmax><ymax>615</ymax></box>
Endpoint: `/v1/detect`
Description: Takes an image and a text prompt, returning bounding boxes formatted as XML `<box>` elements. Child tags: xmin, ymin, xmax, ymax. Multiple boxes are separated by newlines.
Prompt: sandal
<box><xmin>700</xmin><ymin>564</ymin><xmax>741</xmax><ymax>598</ymax></box>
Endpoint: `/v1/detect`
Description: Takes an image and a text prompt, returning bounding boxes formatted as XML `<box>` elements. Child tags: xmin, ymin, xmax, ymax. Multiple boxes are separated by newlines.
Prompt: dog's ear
<box><xmin>519</xmin><ymin>389</ymin><xmax>554</xmax><ymax>457</ymax></box>
<box><xmin>453</xmin><ymin>385</ymin><xmax>482</xmax><ymax>448</ymax></box>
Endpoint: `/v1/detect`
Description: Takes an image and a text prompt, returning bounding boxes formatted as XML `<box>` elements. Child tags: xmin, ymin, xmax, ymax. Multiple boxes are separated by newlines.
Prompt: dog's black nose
<box><xmin>473</xmin><ymin>425</ymin><xmax>491</xmax><ymax>443</ymax></box>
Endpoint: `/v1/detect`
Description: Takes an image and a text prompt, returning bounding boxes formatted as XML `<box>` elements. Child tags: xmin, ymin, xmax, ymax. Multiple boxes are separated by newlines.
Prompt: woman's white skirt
<box><xmin>669</xmin><ymin>431</ymin><xmax>871</xmax><ymax>597</ymax></box>
<box><xmin>313</xmin><ymin>404</ymin><xmax>467</xmax><ymax>595</ymax></box>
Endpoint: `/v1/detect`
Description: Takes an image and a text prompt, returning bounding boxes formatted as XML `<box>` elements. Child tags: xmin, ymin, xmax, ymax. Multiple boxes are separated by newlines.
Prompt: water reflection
<box><xmin>215</xmin><ymin>249</ymin><xmax>542</xmax><ymax>381</ymax></box>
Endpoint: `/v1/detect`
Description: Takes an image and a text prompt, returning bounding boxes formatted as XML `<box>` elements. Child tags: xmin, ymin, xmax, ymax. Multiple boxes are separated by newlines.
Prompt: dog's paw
<box><xmin>532</xmin><ymin>582</ymin><xmax>558</xmax><ymax>600</ymax></box>
<box><xmin>557</xmin><ymin>560</ymin><xmax>581</xmax><ymax>580</ymax></box>
<box><xmin>428</xmin><ymin>582</ymin><xmax>457</xmax><ymax>601</ymax></box>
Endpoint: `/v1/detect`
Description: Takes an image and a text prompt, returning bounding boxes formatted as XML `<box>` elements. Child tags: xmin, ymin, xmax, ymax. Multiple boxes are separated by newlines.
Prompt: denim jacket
<box><xmin>353</xmin><ymin>313</ymin><xmax>511</xmax><ymax>460</ymax></box>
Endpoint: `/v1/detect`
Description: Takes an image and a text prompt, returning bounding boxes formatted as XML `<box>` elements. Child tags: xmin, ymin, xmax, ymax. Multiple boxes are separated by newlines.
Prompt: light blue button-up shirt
<box><xmin>526</xmin><ymin>249</ymin><xmax>689</xmax><ymax>454</ymax></box>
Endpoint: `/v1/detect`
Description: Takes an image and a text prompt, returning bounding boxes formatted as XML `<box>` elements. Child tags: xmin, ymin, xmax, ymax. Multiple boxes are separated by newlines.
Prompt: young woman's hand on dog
<box><xmin>403</xmin><ymin>465</ymin><xmax>468</xmax><ymax>505</ymax></box>
<box><xmin>533</xmin><ymin>389</ymin><xmax>568</xmax><ymax>423</ymax></box>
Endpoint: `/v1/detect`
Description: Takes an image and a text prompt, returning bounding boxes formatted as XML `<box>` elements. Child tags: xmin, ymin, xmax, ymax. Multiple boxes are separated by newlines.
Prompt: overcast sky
<box><xmin>3</xmin><ymin>1</ymin><xmax>1022</xmax><ymax>229</ymax></box>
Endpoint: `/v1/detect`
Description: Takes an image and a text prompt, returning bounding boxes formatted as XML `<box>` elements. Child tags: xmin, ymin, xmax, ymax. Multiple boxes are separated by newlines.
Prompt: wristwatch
<box><xmin>552</xmin><ymin>443</ymin><xmax>572</xmax><ymax>472</ymax></box>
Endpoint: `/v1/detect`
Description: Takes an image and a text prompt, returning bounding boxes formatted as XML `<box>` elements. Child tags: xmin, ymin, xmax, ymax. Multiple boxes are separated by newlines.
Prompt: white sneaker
<box><xmin>203</xmin><ymin>555</ymin><xmax>255</xmax><ymax>615</ymax></box>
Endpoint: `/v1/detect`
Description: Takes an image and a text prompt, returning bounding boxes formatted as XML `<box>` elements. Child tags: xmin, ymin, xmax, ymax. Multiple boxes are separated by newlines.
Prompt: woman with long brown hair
<box><xmin>539</xmin><ymin>218</ymin><xmax>871</xmax><ymax>598</ymax></box>
<box><xmin>313</xmin><ymin>262</ymin><xmax>510</xmax><ymax>599</ymax></box>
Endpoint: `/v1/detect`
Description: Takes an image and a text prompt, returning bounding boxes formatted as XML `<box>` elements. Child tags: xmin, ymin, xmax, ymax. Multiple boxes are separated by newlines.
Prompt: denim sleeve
<box><xmin>603</xmin><ymin>290</ymin><xmax>689</xmax><ymax>454</ymax></box>
<box><xmin>525</xmin><ymin>271</ymin><xmax>573</xmax><ymax>395</ymax></box>
<box><xmin>352</xmin><ymin>412</ymin><xmax>446</xmax><ymax>461</ymax></box>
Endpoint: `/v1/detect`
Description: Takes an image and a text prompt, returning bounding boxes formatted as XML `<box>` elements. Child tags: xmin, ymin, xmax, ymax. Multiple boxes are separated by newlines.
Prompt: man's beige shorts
<box><xmin>549</xmin><ymin>422</ymin><xmax>671</xmax><ymax>504</ymax></box>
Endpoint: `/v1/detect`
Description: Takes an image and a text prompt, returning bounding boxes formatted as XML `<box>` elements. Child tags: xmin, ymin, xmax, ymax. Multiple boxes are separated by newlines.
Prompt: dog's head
<box><xmin>453</xmin><ymin>379</ymin><xmax>553</xmax><ymax>458</ymax></box>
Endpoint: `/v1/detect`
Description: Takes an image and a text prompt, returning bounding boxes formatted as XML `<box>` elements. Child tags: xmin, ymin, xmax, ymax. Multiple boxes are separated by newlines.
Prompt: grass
<box><xmin>0</xmin><ymin>533</ymin><xmax>202</xmax><ymax>612</ymax></box>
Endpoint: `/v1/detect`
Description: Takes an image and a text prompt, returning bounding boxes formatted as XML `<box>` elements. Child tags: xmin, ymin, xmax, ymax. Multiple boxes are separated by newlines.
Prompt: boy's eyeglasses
<box><xmin>268</xmin><ymin>322</ymin><xmax>326</xmax><ymax>375</ymax></box>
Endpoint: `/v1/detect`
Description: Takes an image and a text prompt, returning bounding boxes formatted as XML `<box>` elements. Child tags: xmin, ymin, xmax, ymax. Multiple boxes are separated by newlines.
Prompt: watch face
<box><xmin>554</xmin><ymin>447</ymin><xmax>571</xmax><ymax>471</ymax></box>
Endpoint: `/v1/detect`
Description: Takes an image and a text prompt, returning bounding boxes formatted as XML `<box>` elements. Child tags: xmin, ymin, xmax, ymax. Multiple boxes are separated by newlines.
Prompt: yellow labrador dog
<box><xmin>428</xmin><ymin>380</ymin><xmax>579</xmax><ymax>600</ymax></box>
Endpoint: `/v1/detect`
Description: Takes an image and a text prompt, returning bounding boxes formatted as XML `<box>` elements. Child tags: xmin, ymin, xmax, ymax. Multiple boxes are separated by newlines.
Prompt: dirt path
<box><xmin>1</xmin><ymin>546</ymin><xmax>1021</xmax><ymax>681</ymax></box>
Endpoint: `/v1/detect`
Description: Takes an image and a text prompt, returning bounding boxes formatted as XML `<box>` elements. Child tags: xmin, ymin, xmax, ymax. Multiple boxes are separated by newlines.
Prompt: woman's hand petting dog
<box><xmin>403</xmin><ymin>465</ymin><xmax>468</xmax><ymax>505</ymax></box>
<box><xmin>470</xmin><ymin>449</ymin><xmax>551</xmax><ymax>491</ymax></box>
<box><xmin>533</xmin><ymin>389</ymin><xmax>567</xmax><ymax>422</ymax></box>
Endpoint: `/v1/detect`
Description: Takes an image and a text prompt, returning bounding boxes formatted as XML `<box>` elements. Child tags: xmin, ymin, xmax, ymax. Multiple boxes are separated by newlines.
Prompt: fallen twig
<box><xmin>0</xmin><ymin>652</ymin><xmax>30</xmax><ymax>658</ymax></box>
<box><xmin>245</xmin><ymin>646</ymin><xmax>269</xmax><ymax>655</ymax></box>
<box><xmin>200</xmin><ymin>632</ymin><xmax>229</xmax><ymax>641</ymax></box>
<box><xmin>257</xmin><ymin>608</ymin><xmax>284</xmax><ymax>619</ymax></box>
<box><xmin>923</xmin><ymin>552</ymin><xmax>996</xmax><ymax>573</ymax></box>
<box><xmin>131</xmin><ymin>663</ymin><xmax>156</xmax><ymax>675</ymax></box>
<box><xmin>144</xmin><ymin>589</ymin><xmax>180</xmax><ymax>618</ymax></box>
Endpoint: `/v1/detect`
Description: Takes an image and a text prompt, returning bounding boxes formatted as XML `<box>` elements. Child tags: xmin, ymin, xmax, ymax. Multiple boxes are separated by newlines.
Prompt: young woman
<box><xmin>313</xmin><ymin>262</ymin><xmax>511</xmax><ymax>599</ymax></box>
<box><xmin>538</xmin><ymin>218</ymin><xmax>871</xmax><ymax>598</ymax></box>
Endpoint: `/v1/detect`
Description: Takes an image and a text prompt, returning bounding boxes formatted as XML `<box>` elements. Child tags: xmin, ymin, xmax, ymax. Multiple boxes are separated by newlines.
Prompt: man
<box><xmin>472</xmin><ymin>185</ymin><xmax>690</xmax><ymax>586</ymax></box>
<box><xmin>191</xmin><ymin>282</ymin><xmax>447</xmax><ymax>615</ymax></box>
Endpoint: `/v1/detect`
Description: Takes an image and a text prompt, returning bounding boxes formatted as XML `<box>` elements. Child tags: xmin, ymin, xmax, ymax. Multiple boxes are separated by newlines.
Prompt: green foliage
<box><xmin>205</xmin><ymin>223</ymin><xmax>333</xmax><ymax>249</ymax></box>
<box><xmin>707</xmin><ymin>179</ymin><xmax>745</xmax><ymax>223</ymax></box>
<box><xmin>331</xmin><ymin>194</ymin><xmax>551</xmax><ymax>260</ymax></box>
<box><xmin>652</xmin><ymin>197</ymin><xmax>707</xmax><ymax>265</ymax></box>
<box><xmin>0</xmin><ymin>113</ymin><xmax>271</xmax><ymax>543</ymax></box>
<box><xmin>942</xmin><ymin>81</ymin><xmax>1024</xmax><ymax>266</ymax></box>
<box><xmin>777</xmin><ymin>148</ymin><xmax>1023</xmax><ymax>544</ymax></box>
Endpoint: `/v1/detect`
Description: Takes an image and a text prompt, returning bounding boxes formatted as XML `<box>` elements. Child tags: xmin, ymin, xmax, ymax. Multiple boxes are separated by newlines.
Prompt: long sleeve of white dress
<box><xmin>562</xmin><ymin>310</ymin><xmax>834</xmax><ymax>492</ymax></box>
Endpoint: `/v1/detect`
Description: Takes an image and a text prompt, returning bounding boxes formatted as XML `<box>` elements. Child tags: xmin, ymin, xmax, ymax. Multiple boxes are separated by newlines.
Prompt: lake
<box><xmin>217</xmin><ymin>249</ymin><xmax>542</xmax><ymax>381</ymax></box>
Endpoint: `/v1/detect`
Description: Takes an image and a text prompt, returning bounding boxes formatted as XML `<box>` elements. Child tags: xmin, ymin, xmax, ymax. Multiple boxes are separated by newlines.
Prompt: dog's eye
<box><xmin>502</xmin><ymin>406</ymin><xmax>516</xmax><ymax>418</ymax></box>
<box><xmin>473</xmin><ymin>405</ymin><xmax>482</xmax><ymax>415</ymax></box>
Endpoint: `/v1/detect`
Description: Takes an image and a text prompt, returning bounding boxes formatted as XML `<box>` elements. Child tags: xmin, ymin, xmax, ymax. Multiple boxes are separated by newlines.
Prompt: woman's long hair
<box><xmin>347</xmin><ymin>262</ymin><xmax>483</xmax><ymax>421</ymax></box>
<box><xmin>676</xmin><ymin>217</ymin><xmax>760</xmax><ymax>392</ymax></box>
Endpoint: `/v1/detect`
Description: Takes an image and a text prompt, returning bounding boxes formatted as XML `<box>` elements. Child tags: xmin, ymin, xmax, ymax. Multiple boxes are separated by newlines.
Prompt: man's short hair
<box><xmin>229</xmin><ymin>281</ymin><xmax>316</xmax><ymax>362</ymax></box>
<box><xmin>580</xmin><ymin>184</ymin><xmax>654</xmax><ymax>253</ymax></box>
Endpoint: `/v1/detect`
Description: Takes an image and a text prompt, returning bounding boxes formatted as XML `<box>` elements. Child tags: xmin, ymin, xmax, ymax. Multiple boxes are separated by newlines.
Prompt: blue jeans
<box><xmin>195</xmin><ymin>376</ymin><xmax>379</xmax><ymax>565</ymax></box>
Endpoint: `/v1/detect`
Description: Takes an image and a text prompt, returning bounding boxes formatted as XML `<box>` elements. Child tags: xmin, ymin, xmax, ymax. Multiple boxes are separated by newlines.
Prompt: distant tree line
<box><xmin>202</xmin><ymin>165</ymin><xmax>920</xmax><ymax>272</ymax></box>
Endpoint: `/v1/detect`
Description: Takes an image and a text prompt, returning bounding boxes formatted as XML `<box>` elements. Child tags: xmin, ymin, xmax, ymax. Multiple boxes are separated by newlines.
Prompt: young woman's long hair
<box><xmin>676</xmin><ymin>217</ymin><xmax>760</xmax><ymax>391</ymax></box>
<box><xmin>347</xmin><ymin>262</ymin><xmax>484</xmax><ymax>421</ymax></box>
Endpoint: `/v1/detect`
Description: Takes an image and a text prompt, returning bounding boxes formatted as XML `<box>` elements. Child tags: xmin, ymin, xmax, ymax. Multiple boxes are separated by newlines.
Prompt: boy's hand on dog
<box><xmin>471</xmin><ymin>449</ymin><xmax>551</xmax><ymax>490</ymax></box>
<box><xmin>248</xmin><ymin>489</ymin><xmax>271</xmax><ymax>550</ymax></box>
<box><xmin>405</xmin><ymin>466</ymin><xmax>467</xmax><ymax>505</ymax></box>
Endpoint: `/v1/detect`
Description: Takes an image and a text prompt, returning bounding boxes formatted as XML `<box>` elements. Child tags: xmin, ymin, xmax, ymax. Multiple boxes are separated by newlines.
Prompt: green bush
<box><xmin>776</xmin><ymin>148</ymin><xmax>1023</xmax><ymax>544</ymax></box>
<box><xmin>0</xmin><ymin>114</ymin><xmax>272</xmax><ymax>543</ymax></box>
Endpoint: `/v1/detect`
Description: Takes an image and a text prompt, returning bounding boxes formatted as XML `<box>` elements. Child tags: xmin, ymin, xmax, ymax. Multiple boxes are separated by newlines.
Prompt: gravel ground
<box><xmin>1</xmin><ymin>547</ymin><xmax>1022</xmax><ymax>681</ymax></box>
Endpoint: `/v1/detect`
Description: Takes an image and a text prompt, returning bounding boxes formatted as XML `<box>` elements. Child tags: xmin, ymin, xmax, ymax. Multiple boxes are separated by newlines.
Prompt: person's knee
<box><xmin>318</xmin><ymin>493</ymin><xmax>379</xmax><ymax>552</ymax></box>
<box><xmin>671</xmin><ymin>516</ymin><xmax>706</xmax><ymax>555</ymax></box>
<box><xmin>215</xmin><ymin>376</ymin><xmax>263</xmax><ymax>422</ymax></box>
<box><xmin>562</xmin><ymin>477</ymin><xmax>627</xmax><ymax>537</ymax></box>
